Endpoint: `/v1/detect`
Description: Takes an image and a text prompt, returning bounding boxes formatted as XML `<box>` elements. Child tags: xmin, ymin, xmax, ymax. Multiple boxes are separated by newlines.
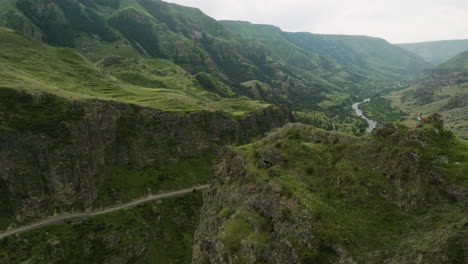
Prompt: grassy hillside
<box><xmin>398</xmin><ymin>39</ymin><xmax>468</xmax><ymax>65</ymax></box>
<box><xmin>0</xmin><ymin>0</ymin><xmax>434</xmax><ymax>135</ymax></box>
<box><xmin>1</xmin><ymin>0</ymin><xmax>339</xmax><ymax>107</ymax></box>
<box><xmin>386</xmin><ymin>82</ymin><xmax>468</xmax><ymax>140</ymax></box>
<box><xmin>194</xmin><ymin>119</ymin><xmax>468</xmax><ymax>263</ymax></box>
<box><xmin>220</xmin><ymin>21</ymin><xmax>347</xmax><ymax>79</ymax></box>
<box><xmin>385</xmin><ymin>50</ymin><xmax>468</xmax><ymax>139</ymax></box>
<box><xmin>219</xmin><ymin>20</ymin><xmax>432</xmax><ymax>134</ymax></box>
<box><xmin>0</xmin><ymin>27</ymin><xmax>269</xmax><ymax>115</ymax></box>
<box><xmin>284</xmin><ymin>32</ymin><xmax>430</xmax><ymax>79</ymax></box>
<box><xmin>437</xmin><ymin>50</ymin><xmax>468</xmax><ymax>71</ymax></box>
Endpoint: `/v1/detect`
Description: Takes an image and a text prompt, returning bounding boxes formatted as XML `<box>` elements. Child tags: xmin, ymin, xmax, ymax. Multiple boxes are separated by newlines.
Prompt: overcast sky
<box><xmin>165</xmin><ymin>0</ymin><xmax>468</xmax><ymax>43</ymax></box>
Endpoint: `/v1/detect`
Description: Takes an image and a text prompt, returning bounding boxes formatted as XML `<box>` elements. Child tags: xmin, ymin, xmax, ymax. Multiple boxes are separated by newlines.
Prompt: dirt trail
<box><xmin>0</xmin><ymin>185</ymin><xmax>210</xmax><ymax>240</ymax></box>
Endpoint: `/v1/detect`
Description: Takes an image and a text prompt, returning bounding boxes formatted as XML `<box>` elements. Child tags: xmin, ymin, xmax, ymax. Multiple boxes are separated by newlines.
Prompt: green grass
<box><xmin>230</xmin><ymin>122</ymin><xmax>467</xmax><ymax>262</ymax></box>
<box><xmin>283</xmin><ymin>31</ymin><xmax>430</xmax><ymax>79</ymax></box>
<box><xmin>0</xmin><ymin>27</ymin><xmax>270</xmax><ymax>116</ymax></box>
<box><xmin>0</xmin><ymin>88</ymin><xmax>82</xmax><ymax>139</ymax></box>
<box><xmin>95</xmin><ymin>152</ymin><xmax>215</xmax><ymax>207</ymax></box>
<box><xmin>386</xmin><ymin>81</ymin><xmax>468</xmax><ymax>139</ymax></box>
<box><xmin>436</xmin><ymin>50</ymin><xmax>468</xmax><ymax>71</ymax></box>
<box><xmin>0</xmin><ymin>192</ymin><xmax>203</xmax><ymax>264</ymax></box>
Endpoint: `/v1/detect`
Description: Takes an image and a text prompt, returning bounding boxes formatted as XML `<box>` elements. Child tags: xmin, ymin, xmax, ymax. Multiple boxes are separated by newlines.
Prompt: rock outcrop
<box><xmin>193</xmin><ymin>120</ymin><xmax>467</xmax><ymax>263</ymax></box>
<box><xmin>0</xmin><ymin>89</ymin><xmax>291</xmax><ymax>226</ymax></box>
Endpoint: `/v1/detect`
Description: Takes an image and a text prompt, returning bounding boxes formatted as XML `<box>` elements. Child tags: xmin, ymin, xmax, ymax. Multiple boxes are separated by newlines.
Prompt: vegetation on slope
<box><xmin>386</xmin><ymin>50</ymin><xmax>468</xmax><ymax>139</ymax></box>
<box><xmin>398</xmin><ymin>39</ymin><xmax>468</xmax><ymax>65</ymax></box>
<box><xmin>0</xmin><ymin>0</ymin><xmax>433</xmax><ymax>135</ymax></box>
<box><xmin>195</xmin><ymin>117</ymin><xmax>467</xmax><ymax>263</ymax></box>
<box><xmin>284</xmin><ymin>32</ymin><xmax>430</xmax><ymax>79</ymax></box>
<box><xmin>0</xmin><ymin>192</ymin><xmax>203</xmax><ymax>264</ymax></box>
<box><xmin>95</xmin><ymin>152</ymin><xmax>214</xmax><ymax>207</ymax></box>
<box><xmin>0</xmin><ymin>27</ymin><xmax>269</xmax><ymax>115</ymax></box>
<box><xmin>0</xmin><ymin>86</ymin><xmax>291</xmax><ymax>231</ymax></box>
<box><xmin>437</xmin><ymin>50</ymin><xmax>468</xmax><ymax>71</ymax></box>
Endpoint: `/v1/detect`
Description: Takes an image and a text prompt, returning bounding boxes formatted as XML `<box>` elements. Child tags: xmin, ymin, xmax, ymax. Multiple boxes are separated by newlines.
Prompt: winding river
<box><xmin>352</xmin><ymin>98</ymin><xmax>377</xmax><ymax>134</ymax></box>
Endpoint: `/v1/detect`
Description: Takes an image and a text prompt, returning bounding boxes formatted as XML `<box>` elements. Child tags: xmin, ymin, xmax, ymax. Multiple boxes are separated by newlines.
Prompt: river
<box><xmin>352</xmin><ymin>98</ymin><xmax>377</xmax><ymax>134</ymax></box>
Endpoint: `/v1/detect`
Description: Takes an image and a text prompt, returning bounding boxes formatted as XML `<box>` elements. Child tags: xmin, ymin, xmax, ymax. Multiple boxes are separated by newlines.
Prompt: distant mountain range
<box><xmin>398</xmin><ymin>39</ymin><xmax>468</xmax><ymax>65</ymax></box>
<box><xmin>0</xmin><ymin>0</ymin><xmax>429</xmax><ymax>107</ymax></box>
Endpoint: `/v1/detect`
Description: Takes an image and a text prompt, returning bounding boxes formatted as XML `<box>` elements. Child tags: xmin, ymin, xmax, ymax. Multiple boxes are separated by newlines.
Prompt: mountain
<box><xmin>220</xmin><ymin>20</ymin><xmax>430</xmax><ymax>80</ymax></box>
<box><xmin>398</xmin><ymin>39</ymin><xmax>468</xmax><ymax>65</ymax></box>
<box><xmin>0</xmin><ymin>1</ymin><xmax>429</xmax><ymax>115</ymax></box>
<box><xmin>193</xmin><ymin>118</ymin><xmax>467</xmax><ymax>263</ymax></box>
<box><xmin>0</xmin><ymin>26</ymin><xmax>269</xmax><ymax>115</ymax></box>
<box><xmin>0</xmin><ymin>86</ymin><xmax>290</xmax><ymax>262</ymax></box>
<box><xmin>0</xmin><ymin>0</ymin><xmax>340</xmax><ymax>106</ymax></box>
<box><xmin>283</xmin><ymin>32</ymin><xmax>430</xmax><ymax>79</ymax></box>
<box><xmin>386</xmin><ymin>50</ymin><xmax>468</xmax><ymax>139</ymax></box>
<box><xmin>437</xmin><ymin>50</ymin><xmax>468</xmax><ymax>72</ymax></box>
<box><xmin>0</xmin><ymin>0</ymin><xmax>432</xmax><ymax>138</ymax></box>
<box><xmin>1</xmin><ymin>0</ymin><xmax>466</xmax><ymax>263</ymax></box>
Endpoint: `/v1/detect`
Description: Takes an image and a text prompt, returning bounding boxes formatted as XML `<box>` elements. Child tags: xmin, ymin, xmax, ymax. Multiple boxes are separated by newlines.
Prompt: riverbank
<box><xmin>352</xmin><ymin>98</ymin><xmax>377</xmax><ymax>133</ymax></box>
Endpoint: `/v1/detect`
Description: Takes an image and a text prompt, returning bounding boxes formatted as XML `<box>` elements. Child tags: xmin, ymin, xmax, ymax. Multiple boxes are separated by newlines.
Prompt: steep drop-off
<box><xmin>0</xmin><ymin>0</ymin><xmax>430</xmax><ymax>115</ymax></box>
<box><xmin>193</xmin><ymin>116</ymin><xmax>467</xmax><ymax>263</ymax></box>
<box><xmin>386</xmin><ymin>50</ymin><xmax>468</xmax><ymax>139</ymax></box>
<box><xmin>0</xmin><ymin>88</ymin><xmax>291</xmax><ymax>230</ymax></box>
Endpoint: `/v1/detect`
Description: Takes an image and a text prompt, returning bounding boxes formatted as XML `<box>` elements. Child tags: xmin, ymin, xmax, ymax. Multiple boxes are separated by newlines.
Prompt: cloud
<box><xmin>164</xmin><ymin>0</ymin><xmax>468</xmax><ymax>43</ymax></box>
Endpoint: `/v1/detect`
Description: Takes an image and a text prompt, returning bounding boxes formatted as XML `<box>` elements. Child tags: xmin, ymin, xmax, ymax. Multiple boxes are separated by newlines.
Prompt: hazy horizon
<box><xmin>165</xmin><ymin>0</ymin><xmax>468</xmax><ymax>44</ymax></box>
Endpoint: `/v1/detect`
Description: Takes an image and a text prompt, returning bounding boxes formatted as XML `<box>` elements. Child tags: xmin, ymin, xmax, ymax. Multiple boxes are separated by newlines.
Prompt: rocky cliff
<box><xmin>0</xmin><ymin>88</ymin><xmax>291</xmax><ymax>229</ymax></box>
<box><xmin>193</xmin><ymin>117</ymin><xmax>467</xmax><ymax>263</ymax></box>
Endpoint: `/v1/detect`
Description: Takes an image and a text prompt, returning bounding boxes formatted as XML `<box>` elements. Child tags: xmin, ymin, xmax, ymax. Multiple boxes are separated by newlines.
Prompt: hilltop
<box><xmin>398</xmin><ymin>39</ymin><xmax>468</xmax><ymax>65</ymax></box>
<box><xmin>194</xmin><ymin>117</ymin><xmax>468</xmax><ymax>263</ymax></box>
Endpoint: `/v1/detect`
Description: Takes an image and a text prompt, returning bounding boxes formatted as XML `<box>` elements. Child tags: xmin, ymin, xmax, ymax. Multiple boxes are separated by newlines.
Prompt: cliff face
<box><xmin>193</xmin><ymin>119</ymin><xmax>467</xmax><ymax>264</ymax></box>
<box><xmin>0</xmin><ymin>89</ymin><xmax>291</xmax><ymax>227</ymax></box>
<box><xmin>192</xmin><ymin>148</ymin><xmax>355</xmax><ymax>264</ymax></box>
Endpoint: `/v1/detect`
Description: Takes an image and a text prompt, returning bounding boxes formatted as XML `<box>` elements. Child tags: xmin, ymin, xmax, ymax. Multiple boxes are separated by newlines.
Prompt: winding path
<box><xmin>0</xmin><ymin>185</ymin><xmax>210</xmax><ymax>240</ymax></box>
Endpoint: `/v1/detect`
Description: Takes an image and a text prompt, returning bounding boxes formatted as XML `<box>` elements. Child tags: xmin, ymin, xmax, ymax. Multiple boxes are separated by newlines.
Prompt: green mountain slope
<box><xmin>437</xmin><ymin>50</ymin><xmax>468</xmax><ymax>71</ymax></box>
<box><xmin>398</xmin><ymin>39</ymin><xmax>468</xmax><ymax>65</ymax></box>
<box><xmin>0</xmin><ymin>192</ymin><xmax>204</xmax><ymax>263</ymax></box>
<box><xmin>0</xmin><ymin>0</ymin><xmax>352</xmax><ymax>135</ymax></box>
<box><xmin>194</xmin><ymin>118</ymin><xmax>468</xmax><ymax>263</ymax></box>
<box><xmin>221</xmin><ymin>21</ymin><xmax>430</xmax><ymax>81</ymax></box>
<box><xmin>0</xmin><ymin>1</ymin><xmax>467</xmax><ymax>263</ymax></box>
<box><xmin>0</xmin><ymin>27</ymin><xmax>269</xmax><ymax>115</ymax></box>
<box><xmin>0</xmin><ymin>0</ymin><xmax>326</xmax><ymax>106</ymax></box>
<box><xmin>284</xmin><ymin>32</ymin><xmax>430</xmax><ymax>79</ymax></box>
<box><xmin>220</xmin><ymin>21</ymin><xmax>348</xmax><ymax>78</ymax></box>
<box><xmin>386</xmin><ymin>50</ymin><xmax>468</xmax><ymax>139</ymax></box>
<box><xmin>0</xmin><ymin>0</ymin><xmax>430</xmax><ymax>113</ymax></box>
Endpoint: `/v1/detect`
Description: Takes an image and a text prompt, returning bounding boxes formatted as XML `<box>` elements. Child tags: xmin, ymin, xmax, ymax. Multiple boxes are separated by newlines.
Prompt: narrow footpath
<box><xmin>0</xmin><ymin>185</ymin><xmax>210</xmax><ymax>240</ymax></box>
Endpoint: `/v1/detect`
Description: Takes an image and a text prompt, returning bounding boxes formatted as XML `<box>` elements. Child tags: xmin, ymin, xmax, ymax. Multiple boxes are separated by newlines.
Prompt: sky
<box><xmin>164</xmin><ymin>0</ymin><xmax>468</xmax><ymax>44</ymax></box>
